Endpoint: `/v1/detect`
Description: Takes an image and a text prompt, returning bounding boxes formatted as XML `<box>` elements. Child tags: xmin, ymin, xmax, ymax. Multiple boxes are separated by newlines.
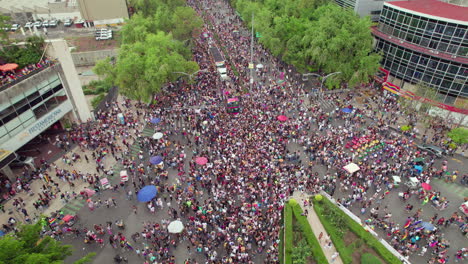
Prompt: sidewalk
<box><xmin>291</xmin><ymin>191</ymin><xmax>344</xmax><ymax>264</ymax></box>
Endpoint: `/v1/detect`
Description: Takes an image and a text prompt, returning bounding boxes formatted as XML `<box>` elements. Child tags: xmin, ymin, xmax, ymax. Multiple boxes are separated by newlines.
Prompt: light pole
<box><xmin>172</xmin><ymin>69</ymin><xmax>208</xmax><ymax>81</ymax></box>
<box><xmin>249</xmin><ymin>12</ymin><xmax>254</xmax><ymax>92</ymax></box>
<box><xmin>302</xmin><ymin>72</ymin><xmax>341</xmax><ymax>98</ymax></box>
<box><xmin>320</xmin><ymin>72</ymin><xmax>342</xmax><ymax>95</ymax></box>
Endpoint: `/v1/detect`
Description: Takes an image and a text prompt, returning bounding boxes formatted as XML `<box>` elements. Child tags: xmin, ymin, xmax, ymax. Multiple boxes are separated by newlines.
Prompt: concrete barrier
<box><xmin>71</xmin><ymin>49</ymin><xmax>118</xmax><ymax>67</ymax></box>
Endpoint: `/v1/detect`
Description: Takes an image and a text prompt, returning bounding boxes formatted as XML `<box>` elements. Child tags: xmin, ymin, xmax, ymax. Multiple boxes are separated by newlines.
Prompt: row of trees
<box><xmin>233</xmin><ymin>0</ymin><xmax>381</xmax><ymax>89</ymax></box>
<box><xmin>94</xmin><ymin>0</ymin><xmax>202</xmax><ymax>103</ymax></box>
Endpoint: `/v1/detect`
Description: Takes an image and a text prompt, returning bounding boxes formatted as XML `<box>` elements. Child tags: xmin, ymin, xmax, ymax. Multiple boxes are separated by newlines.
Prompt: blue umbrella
<box><xmin>421</xmin><ymin>222</ymin><xmax>435</xmax><ymax>231</ymax></box>
<box><xmin>150</xmin><ymin>117</ymin><xmax>161</xmax><ymax>124</ymax></box>
<box><xmin>414</xmin><ymin>165</ymin><xmax>423</xmax><ymax>173</ymax></box>
<box><xmin>150</xmin><ymin>156</ymin><xmax>163</xmax><ymax>165</ymax></box>
<box><xmin>137</xmin><ymin>185</ymin><xmax>157</xmax><ymax>202</ymax></box>
<box><xmin>341</xmin><ymin>108</ymin><xmax>352</xmax><ymax>113</ymax></box>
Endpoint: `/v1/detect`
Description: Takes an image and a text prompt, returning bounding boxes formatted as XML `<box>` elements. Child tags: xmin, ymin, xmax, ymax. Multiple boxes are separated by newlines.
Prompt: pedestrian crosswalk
<box><xmin>432</xmin><ymin>178</ymin><xmax>468</xmax><ymax>198</ymax></box>
<box><xmin>61</xmin><ymin>198</ymin><xmax>85</xmax><ymax>215</ymax></box>
<box><xmin>141</xmin><ymin>127</ymin><xmax>154</xmax><ymax>138</ymax></box>
<box><xmin>317</xmin><ymin>96</ymin><xmax>336</xmax><ymax>112</ymax></box>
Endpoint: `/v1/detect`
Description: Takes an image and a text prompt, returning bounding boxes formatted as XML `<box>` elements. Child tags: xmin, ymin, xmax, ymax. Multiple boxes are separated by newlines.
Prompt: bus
<box><xmin>226</xmin><ymin>98</ymin><xmax>240</xmax><ymax>114</ymax></box>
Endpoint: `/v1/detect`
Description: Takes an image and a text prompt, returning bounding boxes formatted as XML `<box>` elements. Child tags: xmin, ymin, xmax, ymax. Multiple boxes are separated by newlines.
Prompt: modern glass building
<box><xmin>372</xmin><ymin>0</ymin><xmax>468</xmax><ymax>105</ymax></box>
<box><xmin>0</xmin><ymin>40</ymin><xmax>92</xmax><ymax>180</ymax></box>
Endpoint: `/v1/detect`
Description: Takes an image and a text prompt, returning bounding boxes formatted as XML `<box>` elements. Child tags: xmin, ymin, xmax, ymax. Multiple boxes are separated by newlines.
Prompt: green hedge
<box><xmin>313</xmin><ymin>197</ymin><xmax>401</xmax><ymax>264</ymax></box>
<box><xmin>284</xmin><ymin>202</ymin><xmax>293</xmax><ymax>264</ymax></box>
<box><xmin>361</xmin><ymin>253</ymin><xmax>382</xmax><ymax>264</ymax></box>
<box><xmin>290</xmin><ymin>202</ymin><xmax>329</xmax><ymax>264</ymax></box>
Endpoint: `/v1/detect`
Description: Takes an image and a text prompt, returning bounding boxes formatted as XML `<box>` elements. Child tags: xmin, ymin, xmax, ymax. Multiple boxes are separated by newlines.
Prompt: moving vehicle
<box><xmin>210</xmin><ymin>47</ymin><xmax>225</xmax><ymax>67</ymax></box>
<box><xmin>227</xmin><ymin>98</ymin><xmax>240</xmax><ymax>114</ymax></box>
<box><xmin>416</xmin><ymin>144</ymin><xmax>446</xmax><ymax>158</ymax></box>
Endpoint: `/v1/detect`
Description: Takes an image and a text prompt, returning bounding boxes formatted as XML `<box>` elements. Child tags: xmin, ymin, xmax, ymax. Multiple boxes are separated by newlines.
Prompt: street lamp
<box><xmin>302</xmin><ymin>72</ymin><xmax>341</xmax><ymax>98</ymax></box>
<box><xmin>172</xmin><ymin>69</ymin><xmax>208</xmax><ymax>80</ymax></box>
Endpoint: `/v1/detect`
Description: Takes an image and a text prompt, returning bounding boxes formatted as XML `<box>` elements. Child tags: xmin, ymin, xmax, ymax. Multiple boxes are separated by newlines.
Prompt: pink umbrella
<box><xmin>277</xmin><ymin>115</ymin><xmax>288</xmax><ymax>122</ymax></box>
<box><xmin>421</xmin><ymin>183</ymin><xmax>432</xmax><ymax>191</ymax></box>
<box><xmin>195</xmin><ymin>157</ymin><xmax>208</xmax><ymax>165</ymax></box>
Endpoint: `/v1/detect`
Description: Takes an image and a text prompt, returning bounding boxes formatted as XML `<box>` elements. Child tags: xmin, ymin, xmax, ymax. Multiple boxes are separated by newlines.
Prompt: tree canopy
<box><xmin>447</xmin><ymin>127</ymin><xmax>468</xmax><ymax>145</ymax></box>
<box><xmin>0</xmin><ymin>222</ymin><xmax>94</xmax><ymax>264</ymax></box>
<box><xmin>235</xmin><ymin>0</ymin><xmax>381</xmax><ymax>88</ymax></box>
<box><xmin>97</xmin><ymin>31</ymin><xmax>198</xmax><ymax>102</ymax></box>
<box><xmin>96</xmin><ymin>0</ymin><xmax>201</xmax><ymax>102</ymax></box>
<box><xmin>0</xmin><ymin>36</ymin><xmax>45</xmax><ymax>68</ymax></box>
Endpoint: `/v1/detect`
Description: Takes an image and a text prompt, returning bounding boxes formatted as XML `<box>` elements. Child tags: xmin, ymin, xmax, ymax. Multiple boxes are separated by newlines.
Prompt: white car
<box><xmin>10</xmin><ymin>24</ymin><xmax>20</xmax><ymax>31</ymax></box>
<box><xmin>49</xmin><ymin>19</ymin><xmax>58</xmax><ymax>27</ymax></box>
<box><xmin>33</xmin><ymin>21</ymin><xmax>42</xmax><ymax>28</ymax></box>
<box><xmin>42</xmin><ymin>20</ymin><xmax>49</xmax><ymax>27</ymax></box>
<box><xmin>25</xmin><ymin>22</ymin><xmax>33</xmax><ymax>29</ymax></box>
<box><xmin>64</xmin><ymin>19</ymin><xmax>73</xmax><ymax>27</ymax></box>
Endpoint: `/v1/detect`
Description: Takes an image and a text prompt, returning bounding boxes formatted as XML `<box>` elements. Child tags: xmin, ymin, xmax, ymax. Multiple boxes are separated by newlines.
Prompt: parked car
<box><xmin>42</xmin><ymin>20</ymin><xmax>49</xmax><ymax>27</ymax></box>
<box><xmin>25</xmin><ymin>22</ymin><xmax>33</xmax><ymax>29</ymax></box>
<box><xmin>49</xmin><ymin>19</ymin><xmax>58</xmax><ymax>27</ymax></box>
<box><xmin>416</xmin><ymin>144</ymin><xmax>447</xmax><ymax>158</ymax></box>
<box><xmin>10</xmin><ymin>24</ymin><xmax>20</xmax><ymax>31</ymax></box>
<box><xmin>64</xmin><ymin>19</ymin><xmax>73</xmax><ymax>27</ymax></box>
<box><xmin>10</xmin><ymin>155</ymin><xmax>35</xmax><ymax>168</ymax></box>
<box><xmin>33</xmin><ymin>21</ymin><xmax>43</xmax><ymax>28</ymax></box>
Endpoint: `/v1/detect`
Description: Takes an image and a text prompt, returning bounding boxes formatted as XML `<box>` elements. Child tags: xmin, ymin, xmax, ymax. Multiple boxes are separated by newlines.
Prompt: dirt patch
<box><xmin>66</xmin><ymin>36</ymin><xmax>119</xmax><ymax>52</ymax></box>
<box><xmin>344</xmin><ymin>231</ymin><xmax>386</xmax><ymax>264</ymax></box>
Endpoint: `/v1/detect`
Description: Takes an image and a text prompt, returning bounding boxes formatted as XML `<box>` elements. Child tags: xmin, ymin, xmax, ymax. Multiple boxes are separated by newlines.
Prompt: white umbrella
<box><xmin>152</xmin><ymin>132</ymin><xmax>163</xmax><ymax>139</ymax></box>
<box><xmin>343</xmin><ymin>163</ymin><xmax>360</xmax><ymax>174</ymax></box>
<box><xmin>256</xmin><ymin>64</ymin><xmax>264</xmax><ymax>69</ymax></box>
<box><xmin>168</xmin><ymin>220</ymin><xmax>184</xmax><ymax>233</ymax></box>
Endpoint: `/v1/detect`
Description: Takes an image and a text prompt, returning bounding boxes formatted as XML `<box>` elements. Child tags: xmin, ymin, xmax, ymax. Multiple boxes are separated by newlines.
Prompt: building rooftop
<box><xmin>386</xmin><ymin>0</ymin><xmax>468</xmax><ymax>24</ymax></box>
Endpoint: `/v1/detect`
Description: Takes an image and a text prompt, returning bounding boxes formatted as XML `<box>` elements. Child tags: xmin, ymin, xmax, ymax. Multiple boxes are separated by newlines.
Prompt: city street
<box><xmin>1</xmin><ymin>0</ymin><xmax>466</xmax><ymax>264</ymax></box>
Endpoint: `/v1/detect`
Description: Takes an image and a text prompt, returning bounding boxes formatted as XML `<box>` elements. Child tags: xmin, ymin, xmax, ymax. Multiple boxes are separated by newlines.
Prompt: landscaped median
<box><xmin>283</xmin><ymin>199</ymin><xmax>328</xmax><ymax>264</ymax></box>
<box><xmin>312</xmin><ymin>195</ymin><xmax>402</xmax><ymax>264</ymax></box>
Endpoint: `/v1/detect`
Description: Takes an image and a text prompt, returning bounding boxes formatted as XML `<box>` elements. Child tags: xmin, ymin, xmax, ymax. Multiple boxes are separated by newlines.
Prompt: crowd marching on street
<box><xmin>1</xmin><ymin>0</ymin><xmax>466</xmax><ymax>264</ymax></box>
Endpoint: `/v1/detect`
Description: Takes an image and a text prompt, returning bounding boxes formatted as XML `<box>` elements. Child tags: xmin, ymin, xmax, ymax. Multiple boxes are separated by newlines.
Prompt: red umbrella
<box><xmin>421</xmin><ymin>183</ymin><xmax>432</xmax><ymax>191</ymax></box>
<box><xmin>277</xmin><ymin>115</ymin><xmax>288</xmax><ymax>122</ymax></box>
<box><xmin>195</xmin><ymin>157</ymin><xmax>208</xmax><ymax>165</ymax></box>
<box><xmin>0</xmin><ymin>63</ymin><xmax>19</xmax><ymax>71</ymax></box>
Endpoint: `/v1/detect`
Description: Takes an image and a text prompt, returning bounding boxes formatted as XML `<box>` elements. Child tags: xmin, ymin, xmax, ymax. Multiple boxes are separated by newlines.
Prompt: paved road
<box><xmin>41</xmin><ymin>1</ymin><xmax>468</xmax><ymax>264</ymax></box>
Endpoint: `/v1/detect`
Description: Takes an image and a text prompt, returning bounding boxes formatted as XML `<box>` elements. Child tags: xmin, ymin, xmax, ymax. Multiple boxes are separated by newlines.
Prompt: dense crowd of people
<box><xmin>1</xmin><ymin>0</ymin><xmax>466</xmax><ymax>263</ymax></box>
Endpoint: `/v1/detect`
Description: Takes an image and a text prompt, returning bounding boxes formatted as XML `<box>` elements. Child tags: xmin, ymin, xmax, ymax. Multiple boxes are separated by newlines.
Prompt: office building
<box><xmin>0</xmin><ymin>40</ymin><xmax>91</xmax><ymax>180</ymax></box>
<box><xmin>372</xmin><ymin>0</ymin><xmax>467</xmax><ymax>106</ymax></box>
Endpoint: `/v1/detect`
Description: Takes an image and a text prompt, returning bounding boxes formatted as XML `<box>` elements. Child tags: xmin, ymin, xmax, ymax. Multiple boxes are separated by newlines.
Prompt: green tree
<box><xmin>0</xmin><ymin>14</ymin><xmax>11</xmax><ymax>41</ymax></box>
<box><xmin>171</xmin><ymin>6</ymin><xmax>203</xmax><ymax>42</ymax></box>
<box><xmin>291</xmin><ymin>239</ymin><xmax>312</xmax><ymax>264</ymax></box>
<box><xmin>302</xmin><ymin>4</ymin><xmax>381</xmax><ymax>88</ymax></box>
<box><xmin>0</xmin><ymin>222</ymin><xmax>95</xmax><ymax>264</ymax></box>
<box><xmin>447</xmin><ymin>127</ymin><xmax>468</xmax><ymax>145</ymax></box>
<box><xmin>128</xmin><ymin>0</ymin><xmax>186</xmax><ymax>18</ymax></box>
<box><xmin>113</xmin><ymin>31</ymin><xmax>198</xmax><ymax>102</ymax></box>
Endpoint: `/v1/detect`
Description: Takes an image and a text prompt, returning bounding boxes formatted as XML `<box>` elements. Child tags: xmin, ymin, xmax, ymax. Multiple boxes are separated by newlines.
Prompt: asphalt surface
<box><xmin>38</xmin><ymin>1</ymin><xmax>467</xmax><ymax>264</ymax></box>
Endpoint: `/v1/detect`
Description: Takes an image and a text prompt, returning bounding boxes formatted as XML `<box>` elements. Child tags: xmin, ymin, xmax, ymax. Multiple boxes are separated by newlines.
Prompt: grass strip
<box><xmin>284</xmin><ymin>201</ymin><xmax>293</xmax><ymax>264</ymax></box>
<box><xmin>313</xmin><ymin>196</ymin><xmax>402</xmax><ymax>264</ymax></box>
<box><xmin>289</xmin><ymin>199</ymin><xmax>329</xmax><ymax>264</ymax></box>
